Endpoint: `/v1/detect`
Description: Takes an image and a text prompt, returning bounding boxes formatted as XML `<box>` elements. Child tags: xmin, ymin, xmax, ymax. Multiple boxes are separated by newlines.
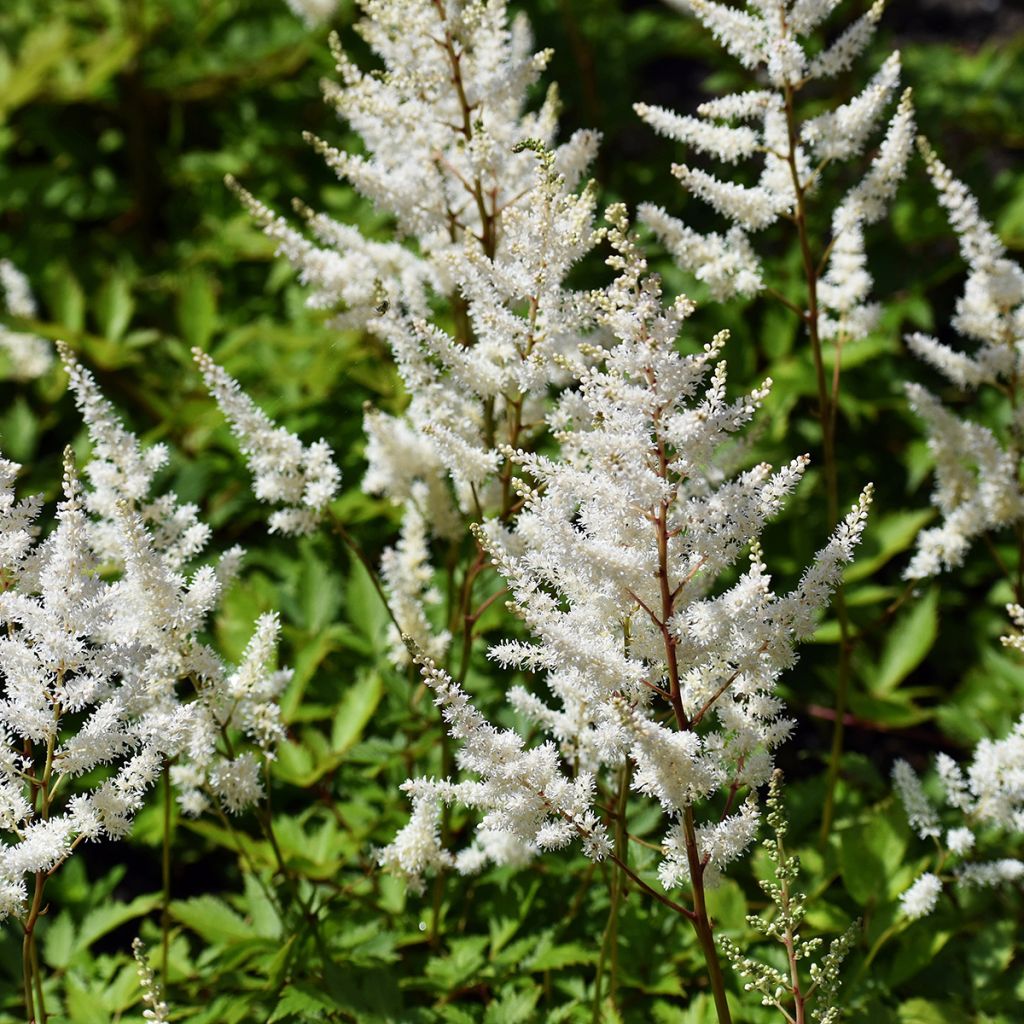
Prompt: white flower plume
<box><xmin>905</xmin><ymin>141</ymin><xmax>1024</xmax><ymax>579</ymax></box>
<box><xmin>381</xmin><ymin>209</ymin><xmax>870</xmax><ymax>891</ymax></box>
<box><xmin>193</xmin><ymin>349</ymin><xmax>341</xmax><ymax>536</ymax></box>
<box><xmin>0</xmin><ymin>360</ymin><xmax>290</xmax><ymax>921</ymax></box>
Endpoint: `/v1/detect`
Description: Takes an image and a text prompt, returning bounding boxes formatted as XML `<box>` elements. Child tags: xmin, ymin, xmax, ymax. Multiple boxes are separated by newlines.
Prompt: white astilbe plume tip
<box><xmin>899</xmin><ymin>872</ymin><xmax>942</xmax><ymax>920</ymax></box>
<box><xmin>0</xmin><ymin>259</ymin><xmax>37</xmax><ymax>319</ymax></box>
<box><xmin>904</xmin><ymin>140</ymin><xmax>1024</xmax><ymax>579</ymax></box>
<box><xmin>193</xmin><ymin>349</ymin><xmax>341</xmax><ymax>536</ymax></box>
<box><xmin>284</xmin><ymin>0</ymin><xmax>338</xmax><ymax>27</ymax></box>
<box><xmin>643</xmin><ymin>0</ymin><xmax>909</xmax><ymax>336</ymax></box>
<box><xmin>0</xmin><ymin>260</ymin><xmax>51</xmax><ymax>380</ymax></box>
<box><xmin>894</xmin><ymin>668</ymin><xmax>1024</xmax><ymax>919</ymax></box>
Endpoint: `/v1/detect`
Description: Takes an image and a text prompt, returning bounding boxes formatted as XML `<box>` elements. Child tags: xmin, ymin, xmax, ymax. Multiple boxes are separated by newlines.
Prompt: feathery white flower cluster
<box><xmin>0</xmin><ymin>350</ymin><xmax>289</xmax><ymax>921</ymax></box>
<box><xmin>639</xmin><ymin>0</ymin><xmax>913</xmax><ymax>344</ymax></box>
<box><xmin>193</xmin><ymin>350</ymin><xmax>341</xmax><ymax>536</ymax></box>
<box><xmin>381</xmin><ymin>211</ymin><xmax>871</xmax><ymax>891</ymax></box>
<box><xmin>905</xmin><ymin>141</ymin><xmax>1024</xmax><ymax>579</ymax></box>
<box><xmin>223</xmin><ymin>0</ymin><xmax>606</xmax><ymax>664</ymax></box>
<box><xmin>894</xmin><ymin>679</ymin><xmax>1024</xmax><ymax>919</ymax></box>
<box><xmin>0</xmin><ymin>259</ymin><xmax>53</xmax><ymax>381</ymax></box>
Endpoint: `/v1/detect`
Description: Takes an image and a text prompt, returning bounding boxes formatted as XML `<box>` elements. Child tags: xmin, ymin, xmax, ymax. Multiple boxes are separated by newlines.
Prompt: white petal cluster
<box><xmin>818</xmin><ymin>88</ymin><xmax>916</xmax><ymax>343</ymax></box>
<box><xmin>378</xmin><ymin>658</ymin><xmax>609</xmax><ymax>891</ymax></box>
<box><xmin>0</xmin><ymin>363</ymin><xmax>290</xmax><ymax>921</ymax></box>
<box><xmin>194</xmin><ymin>350</ymin><xmax>341</xmax><ymax>536</ymax></box>
<box><xmin>232</xmin><ymin>0</ymin><xmax>605</xmax><ymax>667</ymax></box>
<box><xmin>905</xmin><ymin>143</ymin><xmax>1024</xmax><ymax>579</ymax></box>
<box><xmin>0</xmin><ymin>259</ymin><xmax>52</xmax><ymax>381</ymax></box>
<box><xmin>382</xmin><ymin>211</ymin><xmax>869</xmax><ymax>890</ymax></box>
<box><xmin>899</xmin><ymin>872</ymin><xmax>942</xmax><ymax>921</ymax></box>
<box><xmin>640</xmin><ymin>0</ymin><xmax>911</xmax><ymax>329</ymax></box>
<box><xmin>894</xmin><ymin>687</ymin><xmax>1024</xmax><ymax>919</ymax></box>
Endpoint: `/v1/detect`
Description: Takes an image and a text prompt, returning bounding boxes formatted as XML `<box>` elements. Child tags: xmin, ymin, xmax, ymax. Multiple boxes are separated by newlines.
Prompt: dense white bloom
<box><xmin>905</xmin><ymin>142</ymin><xmax>1024</xmax><ymax>579</ymax></box>
<box><xmin>229</xmin><ymin>0</ymin><xmax>606</xmax><ymax>668</ymax></box>
<box><xmin>894</xmin><ymin>683</ymin><xmax>1024</xmax><ymax>918</ymax></box>
<box><xmin>0</xmin><ymin>363</ymin><xmax>289</xmax><ymax>919</ymax></box>
<box><xmin>382</xmin><ymin>211</ymin><xmax>869</xmax><ymax>891</ymax></box>
<box><xmin>899</xmin><ymin>872</ymin><xmax>942</xmax><ymax>920</ymax></box>
<box><xmin>641</xmin><ymin>0</ymin><xmax>910</xmax><ymax>326</ymax></box>
<box><xmin>194</xmin><ymin>350</ymin><xmax>341</xmax><ymax>536</ymax></box>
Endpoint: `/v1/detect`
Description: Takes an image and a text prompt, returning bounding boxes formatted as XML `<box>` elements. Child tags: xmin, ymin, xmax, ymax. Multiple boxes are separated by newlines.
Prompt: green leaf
<box><xmin>871</xmin><ymin>587</ymin><xmax>938</xmax><ymax>695</ymax></box>
<box><xmin>525</xmin><ymin>941</ymin><xmax>596</xmax><ymax>973</ymax></box>
<box><xmin>42</xmin><ymin>912</ymin><xmax>76</xmax><ymax>969</ymax></box>
<box><xmin>484</xmin><ymin>985</ymin><xmax>542</xmax><ymax>1024</ymax></box>
<box><xmin>839</xmin><ymin>812</ymin><xmax>908</xmax><ymax>907</ymax></box>
<box><xmin>897</xmin><ymin>999</ymin><xmax>956</xmax><ymax>1024</ymax></box>
<box><xmin>93</xmin><ymin>274</ymin><xmax>134</xmax><ymax>342</ymax></box>
<box><xmin>169</xmin><ymin>894</ymin><xmax>253</xmax><ymax>945</ymax></box>
<box><xmin>72</xmin><ymin>893</ymin><xmax>160</xmax><ymax>960</ymax></box>
<box><xmin>276</xmin><ymin>672</ymin><xmax>384</xmax><ymax>786</ymax></box>
<box><xmin>44</xmin><ymin>262</ymin><xmax>86</xmax><ymax>333</ymax></box>
<box><xmin>267</xmin><ymin>983</ymin><xmax>336</xmax><ymax>1023</ymax></box>
<box><xmin>177</xmin><ymin>271</ymin><xmax>218</xmax><ymax>349</ymax></box>
<box><xmin>331</xmin><ymin>671</ymin><xmax>384</xmax><ymax>752</ymax></box>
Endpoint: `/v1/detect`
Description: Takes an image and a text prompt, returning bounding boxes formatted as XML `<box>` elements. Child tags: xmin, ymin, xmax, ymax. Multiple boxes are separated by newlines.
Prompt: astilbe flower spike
<box><xmin>0</xmin><ymin>351</ymin><xmax>291</xmax><ymax>922</ymax></box>
<box><xmin>904</xmin><ymin>140</ymin><xmax>1024</xmax><ymax>579</ymax></box>
<box><xmin>381</xmin><ymin>207</ymin><xmax>872</xmax><ymax>896</ymax></box>
<box><xmin>218</xmin><ymin>0</ymin><xmax>609</xmax><ymax>667</ymax></box>
<box><xmin>639</xmin><ymin>0</ymin><xmax>915</xmax><ymax>344</ymax></box>
<box><xmin>193</xmin><ymin>349</ymin><xmax>342</xmax><ymax>536</ymax></box>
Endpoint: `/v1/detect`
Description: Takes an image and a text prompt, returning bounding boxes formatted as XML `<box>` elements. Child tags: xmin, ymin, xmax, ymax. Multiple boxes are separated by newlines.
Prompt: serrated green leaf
<box><xmin>525</xmin><ymin>942</ymin><xmax>596</xmax><ymax>973</ymax></box>
<box><xmin>267</xmin><ymin>983</ymin><xmax>336</xmax><ymax>1023</ymax></box>
<box><xmin>484</xmin><ymin>984</ymin><xmax>541</xmax><ymax>1024</ymax></box>
<box><xmin>42</xmin><ymin>912</ymin><xmax>76</xmax><ymax>969</ymax></box>
<box><xmin>72</xmin><ymin>893</ymin><xmax>160</xmax><ymax>959</ymax></box>
<box><xmin>169</xmin><ymin>894</ymin><xmax>252</xmax><ymax>945</ymax></box>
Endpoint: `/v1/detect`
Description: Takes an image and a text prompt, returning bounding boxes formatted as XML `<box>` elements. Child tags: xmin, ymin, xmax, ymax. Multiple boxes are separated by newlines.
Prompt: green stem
<box><xmin>779</xmin><ymin>77</ymin><xmax>852</xmax><ymax>845</ymax></box>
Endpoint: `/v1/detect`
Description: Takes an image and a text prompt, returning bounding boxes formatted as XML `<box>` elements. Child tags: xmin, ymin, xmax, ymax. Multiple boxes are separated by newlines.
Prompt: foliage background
<box><xmin>1</xmin><ymin>0</ymin><xmax>1023</xmax><ymax>1020</ymax></box>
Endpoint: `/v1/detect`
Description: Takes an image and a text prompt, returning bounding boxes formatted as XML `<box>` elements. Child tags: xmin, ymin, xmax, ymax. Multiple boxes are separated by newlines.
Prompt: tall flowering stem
<box><xmin>381</xmin><ymin>210</ymin><xmax>871</xmax><ymax>1022</ymax></box>
<box><xmin>638</xmin><ymin>0</ymin><xmax>915</xmax><ymax>837</ymax></box>
<box><xmin>904</xmin><ymin>140</ymin><xmax>1024</xmax><ymax>588</ymax></box>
